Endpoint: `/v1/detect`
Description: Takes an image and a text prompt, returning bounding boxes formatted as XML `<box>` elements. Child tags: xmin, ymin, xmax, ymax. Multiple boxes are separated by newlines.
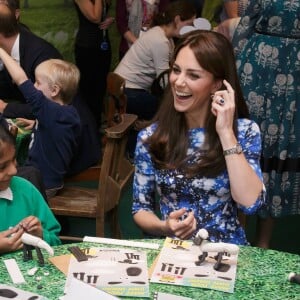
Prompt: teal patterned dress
<box><xmin>232</xmin><ymin>0</ymin><xmax>300</xmax><ymax>217</ymax></box>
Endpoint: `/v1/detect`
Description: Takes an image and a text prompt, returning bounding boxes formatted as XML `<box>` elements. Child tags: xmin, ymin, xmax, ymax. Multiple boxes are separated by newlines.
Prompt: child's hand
<box><xmin>0</xmin><ymin>227</ymin><xmax>24</xmax><ymax>254</ymax></box>
<box><xmin>19</xmin><ymin>216</ymin><xmax>43</xmax><ymax>239</ymax></box>
<box><xmin>15</xmin><ymin>118</ymin><xmax>35</xmax><ymax>130</ymax></box>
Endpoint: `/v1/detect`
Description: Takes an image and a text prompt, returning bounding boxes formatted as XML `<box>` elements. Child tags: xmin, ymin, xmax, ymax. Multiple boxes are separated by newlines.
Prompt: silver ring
<box><xmin>219</xmin><ymin>98</ymin><xmax>225</xmax><ymax>106</ymax></box>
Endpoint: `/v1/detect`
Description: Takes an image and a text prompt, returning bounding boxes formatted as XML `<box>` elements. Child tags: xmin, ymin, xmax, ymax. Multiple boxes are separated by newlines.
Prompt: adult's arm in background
<box><xmin>75</xmin><ymin>0</ymin><xmax>103</xmax><ymax>23</ymax></box>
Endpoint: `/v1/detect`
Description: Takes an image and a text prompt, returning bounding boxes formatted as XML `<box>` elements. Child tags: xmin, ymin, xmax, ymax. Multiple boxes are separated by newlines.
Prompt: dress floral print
<box><xmin>132</xmin><ymin>119</ymin><xmax>265</xmax><ymax>245</ymax></box>
<box><xmin>232</xmin><ymin>0</ymin><xmax>300</xmax><ymax>217</ymax></box>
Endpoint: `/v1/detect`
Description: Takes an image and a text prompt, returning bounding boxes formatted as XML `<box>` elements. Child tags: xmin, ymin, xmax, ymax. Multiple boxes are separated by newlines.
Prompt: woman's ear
<box><xmin>212</xmin><ymin>79</ymin><xmax>223</xmax><ymax>94</ymax></box>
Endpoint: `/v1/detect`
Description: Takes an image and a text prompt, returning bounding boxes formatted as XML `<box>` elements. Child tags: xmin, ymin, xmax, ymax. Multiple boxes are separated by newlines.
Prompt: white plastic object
<box><xmin>193</xmin><ymin>18</ymin><xmax>211</xmax><ymax>30</ymax></box>
<box><xmin>83</xmin><ymin>236</ymin><xmax>160</xmax><ymax>250</ymax></box>
<box><xmin>4</xmin><ymin>259</ymin><xmax>26</xmax><ymax>284</ymax></box>
<box><xmin>21</xmin><ymin>232</ymin><xmax>54</xmax><ymax>256</ymax></box>
<box><xmin>27</xmin><ymin>267</ymin><xmax>38</xmax><ymax>276</ymax></box>
<box><xmin>196</xmin><ymin>228</ymin><xmax>209</xmax><ymax>240</ymax></box>
<box><xmin>179</xmin><ymin>18</ymin><xmax>211</xmax><ymax>35</ymax></box>
<box><xmin>201</xmin><ymin>242</ymin><xmax>239</xmax><ymax>255</ymax></box>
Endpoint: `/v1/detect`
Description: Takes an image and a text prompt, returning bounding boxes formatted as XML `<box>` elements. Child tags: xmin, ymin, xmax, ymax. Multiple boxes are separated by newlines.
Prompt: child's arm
<box><xmin>0</xmin><ymin>48</ymin><xmax>28</xmax><ymax>85</ymax></box>
<box><xmin>15</xmin><ymin>118</ymin><xmax>35</xmax><ymax>130</ymax></box>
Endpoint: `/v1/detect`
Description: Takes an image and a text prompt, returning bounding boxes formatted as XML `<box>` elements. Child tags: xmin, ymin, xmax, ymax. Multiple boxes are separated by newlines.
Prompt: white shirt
<box><xmin>0</xmin><ymin>34</ymin><xmax>20</xmax><ymax>71</ymax></box>
<box><xmin>11</xmin><ymin>33</ymin><xmax>20</xmax><ymax>64</ymax></box>
<box><xmin>0</xmin><ymin>187</ymin><xmax>13</xmax><ymax>201</ymax></box>
<box><xmin>115</xmin><ymin>26</ymin><xmax>173</xmax><ymax>90</ymax></box>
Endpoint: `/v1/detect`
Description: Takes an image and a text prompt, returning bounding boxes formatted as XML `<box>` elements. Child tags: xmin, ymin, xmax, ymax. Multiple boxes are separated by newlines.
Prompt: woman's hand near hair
<box><xmin>211</xmin><ymin>79</ymin><xmax>235</xmax><ymax>139</ymax></box>
<box><xmin>212</xmin><ymin>80</ymin><xmax>263</xmax><ymax>208</ymax></box>
<box><xmin>0</xmin><ymin>227</ymin><xmax>24</xmax><ymax>254</ymax></box>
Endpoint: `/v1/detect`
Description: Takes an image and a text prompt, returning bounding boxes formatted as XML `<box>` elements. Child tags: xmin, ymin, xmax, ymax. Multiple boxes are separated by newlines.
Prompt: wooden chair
<box><xmin>106</xmin><ymin>72</ymin><xmax>127</xmax><ymax>127</ymax></box>
<box><xmin>151</xmin><ymin>69</ymin><xmax>170</xmax><ymax>99</ymax></box>
<box><xmin>48</xmin><ymin>73</ymin><xmax>137</xmax><ymax>239</ymax></box>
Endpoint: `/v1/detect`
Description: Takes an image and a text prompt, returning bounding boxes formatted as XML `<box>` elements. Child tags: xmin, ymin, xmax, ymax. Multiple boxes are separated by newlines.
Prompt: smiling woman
<box><xmin>170</xmin><ymin>46</ymin><xmax>220</xmax><ymax>127</ymax></box>
<box><xmin>132</xmin><ymin>30</ymin><xmax>265</xmax><ymax>245</ymax></box>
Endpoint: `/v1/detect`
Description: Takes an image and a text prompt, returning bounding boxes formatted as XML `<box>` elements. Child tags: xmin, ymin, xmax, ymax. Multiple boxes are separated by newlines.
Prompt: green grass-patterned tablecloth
<box><xmin>16</xmin><ymin>129</ymin><xmax>31</xmax><ymax>166</ymax></box>
<box><xmin>0</xmin><ymin>241</ymin><xmax>299</xmax><ymax>300</ymax></box>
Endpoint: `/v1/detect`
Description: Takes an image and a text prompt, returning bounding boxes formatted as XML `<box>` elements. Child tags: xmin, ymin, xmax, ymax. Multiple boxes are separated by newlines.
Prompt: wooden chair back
<box><xmin>106</xmin><ymin>72</ymin><xmax>127</xmax><ymax>127</ymax></box>
<box><xmin>48</xmin><ymin>73</ymin><xmax>137</xmax><ymax>239</ymax></box>
<box><xmin>151</xmin><ymin>69</ymin><xmax>169</xmax><ymax>99</ymax></box>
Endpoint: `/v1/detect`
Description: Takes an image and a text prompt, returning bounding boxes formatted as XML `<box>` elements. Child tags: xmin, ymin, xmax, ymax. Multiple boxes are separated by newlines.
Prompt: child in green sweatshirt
<box><xmin>0</xmin><ymin>117</ymin><xmax>61</xmax><ymax>254</ymax></box>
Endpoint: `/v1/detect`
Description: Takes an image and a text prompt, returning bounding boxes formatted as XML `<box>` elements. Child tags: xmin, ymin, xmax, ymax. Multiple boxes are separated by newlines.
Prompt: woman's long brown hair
<box><xmin>146</xmin><ymin>30</ymin><xmax>249</xmax><ymax>178</ymax></box>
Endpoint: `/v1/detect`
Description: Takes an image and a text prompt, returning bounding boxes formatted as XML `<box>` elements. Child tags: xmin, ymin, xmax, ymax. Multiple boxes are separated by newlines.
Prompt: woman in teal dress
<box><xmin>232</xmin><ymin>0</ymin><xmax>300</xmax><ymax>248</ymax></box>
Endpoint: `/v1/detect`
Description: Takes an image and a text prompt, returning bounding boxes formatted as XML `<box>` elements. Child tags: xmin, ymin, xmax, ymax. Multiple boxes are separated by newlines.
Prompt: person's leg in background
<box><xmin>255</xmin><ymin>165</ymin><xmax>300</xmax><ymax>249</ymax></box>
<box><xmin>75</xmin><ymin>44</ymin><xmax>112</xmax><ymax>129</ymax></box>
<box><xmin>255</xmin><ymin>216</ymin><xmax>275</xmax><ymax>249</ymax></box>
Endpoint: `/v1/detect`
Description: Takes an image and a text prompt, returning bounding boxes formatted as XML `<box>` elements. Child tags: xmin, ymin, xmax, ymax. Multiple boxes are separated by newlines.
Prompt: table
<box><xmin>0</xmin><ymin>240</ymin><xmax>299</xmax><ymax>300</ymax></box>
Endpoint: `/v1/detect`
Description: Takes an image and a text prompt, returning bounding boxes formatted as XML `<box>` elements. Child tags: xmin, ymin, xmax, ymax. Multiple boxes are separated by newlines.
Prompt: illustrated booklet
<box><xmin>64</xmin><ymin>247</ymin><xmax>149</xmax><ymax>298</ymax></box>
<box><xmin>150</xmin><ymin>237</ymin><xmax>238</xmax><ymax>293</ymax></box>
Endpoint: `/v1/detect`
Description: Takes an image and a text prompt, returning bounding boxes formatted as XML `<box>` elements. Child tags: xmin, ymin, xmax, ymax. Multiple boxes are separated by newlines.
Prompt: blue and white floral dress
<box><xmin>132</xmin><ymin>119</ymin><xmax>265</xmax><ymax>245</ymax></box>
<box><xmin>232</xmin><ymin>0</ymin><xmax>300</xmax><ymax>217</ymax></box>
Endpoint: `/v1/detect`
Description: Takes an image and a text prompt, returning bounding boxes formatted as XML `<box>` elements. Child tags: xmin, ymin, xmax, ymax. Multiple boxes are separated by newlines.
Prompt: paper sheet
<box><xmin>150</xmin><ymin>238</ymin><xmax>238</xmax><ymax>293</ymax></box>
